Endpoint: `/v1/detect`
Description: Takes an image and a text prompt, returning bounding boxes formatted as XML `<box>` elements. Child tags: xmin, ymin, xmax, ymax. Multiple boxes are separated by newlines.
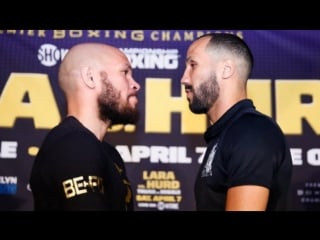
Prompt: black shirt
<box><xmin>30</xmin><ymin>116</ymin><xmax>133</xmax><ymax>211</ymax></box>
<box><xmin>195</xmin><ymin>99</ymin><xmax>292</xmax><ymax>211</ymax></box>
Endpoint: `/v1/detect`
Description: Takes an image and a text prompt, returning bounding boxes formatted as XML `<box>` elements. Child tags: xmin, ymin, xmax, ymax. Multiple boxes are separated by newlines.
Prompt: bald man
<box><xmin>30</xmin><ymin>43</ymin><xmax>140</xmax><ymax>211</ymax></box>
<box><xmin>181</xmin><ymin>33</ymin><xmax>292</xmax><ymax>211</ymax></box>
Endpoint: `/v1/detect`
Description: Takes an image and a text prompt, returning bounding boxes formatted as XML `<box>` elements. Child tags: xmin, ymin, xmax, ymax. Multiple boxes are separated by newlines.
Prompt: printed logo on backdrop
<box><xmin>120</xmin><ymin>48</ymin><xmax>180</xmax><ymax>70</ymax></box>
<box><xmin>0</xmin><ymin>141</ymin><xmax>19</xmax><ymax>195</ymax></box>
<box><xmin>0</xmin><ymin>176</ymin><xmax>18</xmax><ymax>195</ymax></box>
<box><xmin>136</xmin><ymin>170</ymin><xmax>182</xmax><ymax>211</ymax></box>
<box><xmin>37</xmin><ymin>44</ymin><xmax>181</xmax><ymax>70</ymax></box>
<box><xmin>37</xmin><ymin>44</ymin><xmax>69</xmax><ymax>67</ymax></box>
<box><xmin>296</xmin><ymin>182</ymin><xmax>320</xmax><ymax>208</ymax></box>
<box><xmin>0</xmin><ymin>141</ymin><xmax>18</xmax><ymax>159</ymax></box>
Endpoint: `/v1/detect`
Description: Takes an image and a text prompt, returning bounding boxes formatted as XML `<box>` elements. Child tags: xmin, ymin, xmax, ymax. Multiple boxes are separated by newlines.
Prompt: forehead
<box><xmin>99</xmin><ymin>49</ymin><xmax>131</xmax><ymax>69</ymax></box>
<box><xmin>187</xmin><ymin>36</ymin><xmax>211</xmax><ymax>60</ymax></box>
<box><xmin>188</xmin><ymin>37</ymin><xmax>210</xmax><ymax>53</ymax></box>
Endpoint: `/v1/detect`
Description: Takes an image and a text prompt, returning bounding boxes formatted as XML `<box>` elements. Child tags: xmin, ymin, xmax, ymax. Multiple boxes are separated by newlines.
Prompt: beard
<box><xmin>98</xmin><ymin>80</ymin><xmax>139</xmax><ymax>126</ymax></box>
<box><xmin>188</xmin><ymin>72</ymin><xmax>220</xmax><ymax>114</ymax></box>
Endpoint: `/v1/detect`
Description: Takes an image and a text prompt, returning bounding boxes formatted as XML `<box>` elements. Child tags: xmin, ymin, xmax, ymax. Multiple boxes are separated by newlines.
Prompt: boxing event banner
<box><xmin>0</xmin><ymin>30</ymin><xmax>320</xmax><ymax>211</ymax></box>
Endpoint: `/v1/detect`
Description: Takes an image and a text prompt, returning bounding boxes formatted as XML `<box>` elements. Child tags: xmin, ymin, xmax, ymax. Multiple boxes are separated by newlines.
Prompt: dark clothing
<box><xmin>195</xmin><ymin>99</ymin><xmax>292</xmax><ymax>211</ymax></box>
<box><xmin>30</xmin><ymin>116</ymin><xmax>133</xmax><ymax>211</ymax></box>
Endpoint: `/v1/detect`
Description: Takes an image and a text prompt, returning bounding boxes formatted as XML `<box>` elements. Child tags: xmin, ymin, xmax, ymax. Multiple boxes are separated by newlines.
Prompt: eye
<box><xmin>186</xmin><ymin>59</ymin><xmax>197</xmax><ymax>69</ymax></box>
<box><xmin>122</xmin><ymin>68</ymin><xmax>132</xmax><ymax>76</ymax></box>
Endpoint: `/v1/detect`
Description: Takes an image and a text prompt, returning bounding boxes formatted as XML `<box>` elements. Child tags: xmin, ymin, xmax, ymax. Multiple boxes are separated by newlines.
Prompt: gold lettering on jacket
<box><xmin>62</xmin><ymin>175</ymin><xmax>104</xmax><ymax>199</ymax></box>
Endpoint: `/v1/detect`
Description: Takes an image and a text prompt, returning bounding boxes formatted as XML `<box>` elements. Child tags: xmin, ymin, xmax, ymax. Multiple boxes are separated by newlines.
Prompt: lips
<box><xmin>185</xmin><ymin>92</ymin><xmax>192</xmax><ymax>102</ymax></box>
<box><xmin>128</xmin><ymin>95</ymin><xmax>138</xmax><ymax>105</ymax></box>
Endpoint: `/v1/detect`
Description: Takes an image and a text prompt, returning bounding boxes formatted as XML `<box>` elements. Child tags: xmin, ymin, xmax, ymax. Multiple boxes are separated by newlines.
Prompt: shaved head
<box><xmin>57</xmin><ymin>42</ymin><xmax>140</xmax><ymax>127</ymax></box>
<box><xmin>58</xmin><ymin>43</ymin><xmax>127</xmax><ymax>94</ymax></box>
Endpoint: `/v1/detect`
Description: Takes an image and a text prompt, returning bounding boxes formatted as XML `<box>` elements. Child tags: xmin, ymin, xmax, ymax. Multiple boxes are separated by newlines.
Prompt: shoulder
<box><xmin>232</xmin><ymin>112</ymin><xmax>284</xmax><ymax>136</ymax></box>
<box><xmin>40</xmin><ymin>124</ymin><xmax>100</xmax><ymax>157</ymax></box>
<box><xmin>101</xmin><ymin>141</ymin><xmax>124</xmax><ymax>163</ymax></box>
<box><xmin>224</xmin><ymin>113</ymin><xmax>287</xmax><ymax>150</ymax></box>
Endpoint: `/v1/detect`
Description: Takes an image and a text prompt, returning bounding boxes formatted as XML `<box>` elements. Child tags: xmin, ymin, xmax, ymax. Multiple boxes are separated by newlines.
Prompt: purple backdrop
<box><xmin>1</xmin><ymin>30</ymin><xmax>320</xmax><ymax>211</ymax></box>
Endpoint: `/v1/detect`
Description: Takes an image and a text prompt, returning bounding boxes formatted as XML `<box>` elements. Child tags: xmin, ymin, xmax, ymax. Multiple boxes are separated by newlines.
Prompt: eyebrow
<box><xmin>127</xmin><ymin>65</ymin><xmax>133</xmax><ymax>71</ymax></box>
<box><xmin>185</xmin><ymin>56</ymin><xmax>192</xmax><ymax>64</ymax></box>
<box><xmin>121</xmin><ymin>63</ymin><xmax>132</xmax><ymax>70</ymax></box>
<box><xmin>185</xmin><ymin>57</ymin><xmax>197</xmax><ymax>64</ymax></box>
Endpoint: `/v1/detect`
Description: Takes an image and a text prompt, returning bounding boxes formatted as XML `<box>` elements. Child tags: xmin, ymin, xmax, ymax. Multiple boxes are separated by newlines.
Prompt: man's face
<box><xmin>181</xmin><ymin>37</ymin><xmax>220</xmax><ymax>114</ymax></box>
<box><xmin>98</xmin><ymin>78</ymin><xmax>140</xmax><ymax>125</ymax></box>
<box><xmin>188</xmin><ymin>72</ymin><xmax>220</xmax><ymax>114</ymax></box>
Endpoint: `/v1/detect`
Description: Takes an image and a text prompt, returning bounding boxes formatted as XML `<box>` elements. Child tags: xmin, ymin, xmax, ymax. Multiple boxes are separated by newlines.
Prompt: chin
<box><xmin>129</xmin><ymin>98</ymin><xmax>138</xmax><ymax>107</ymax></box>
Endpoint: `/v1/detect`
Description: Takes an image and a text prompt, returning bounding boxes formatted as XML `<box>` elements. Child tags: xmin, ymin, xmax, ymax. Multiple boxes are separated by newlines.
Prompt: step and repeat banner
<box><xmin>1</xmin><ymin>30</ymin><xmax>320</xmax><ymax>211</ymax></box>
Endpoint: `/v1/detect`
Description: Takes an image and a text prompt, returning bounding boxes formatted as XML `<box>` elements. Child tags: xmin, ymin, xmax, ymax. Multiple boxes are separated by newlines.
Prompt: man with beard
<box><xmin>29</xmin><ymin>42</ymin><xmax>140</xmax><ymax>211</ymax></box>
<box><xmin>181</xmin><ymin>33</ymin><xmax>292</xmax><ymax>211</ymax></box>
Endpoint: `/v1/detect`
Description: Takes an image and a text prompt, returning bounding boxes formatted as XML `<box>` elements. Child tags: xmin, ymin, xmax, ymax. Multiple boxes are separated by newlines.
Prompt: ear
<box><xmin>222</xmin><ymin>59</ymin><xmax>234</xmax><ymax>79</ymax></box>
<box><xmin>80</xmin><ymin>66</ymin><xmax>95</xmax><ymax>89</ymax></box>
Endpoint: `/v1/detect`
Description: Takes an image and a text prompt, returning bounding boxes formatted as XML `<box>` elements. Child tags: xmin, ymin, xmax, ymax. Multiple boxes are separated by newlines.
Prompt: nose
<box><xmin>180</xmin><ymin>70</ymin><xmax>189</xmax><ymax>85</ymax></box>
<box><xmin>131</xmin><ymin>80</ymin><xmax>140</xmax><ymax>91</ymax></box>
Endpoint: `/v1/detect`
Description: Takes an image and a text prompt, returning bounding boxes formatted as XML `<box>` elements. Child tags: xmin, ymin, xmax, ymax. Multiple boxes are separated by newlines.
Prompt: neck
<box><xmin>67</xmin><ymin>108</ymin><xmax>111</xmax><ymax>141</ymax></box>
